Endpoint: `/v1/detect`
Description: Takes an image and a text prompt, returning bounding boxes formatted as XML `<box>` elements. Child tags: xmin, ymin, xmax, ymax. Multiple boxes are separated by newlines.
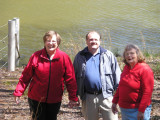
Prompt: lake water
<box><xmin>0</xmin><ymin>0</ymin><xmax>160</xmax><ymax>65</ymax></box>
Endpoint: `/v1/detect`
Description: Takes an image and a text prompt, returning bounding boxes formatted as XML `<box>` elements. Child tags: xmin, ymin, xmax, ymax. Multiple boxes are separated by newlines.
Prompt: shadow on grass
<box><xmin>61</xmin><ymin>104</ymin><xmax>81</xmax><ymax>110</ymax></box>
<box><xmin>152</xmin><ymin>99</ymin><xmax>160</xmax><ymax>103</ymax></box>
<box><xmin>0</xmin><ymin>89</ymin><xmax>14</xmax><ymax>93</ymax></box>
<box><xmin>151</xmin><ymin>116</ymin><xmax>160</xmax><ymax>120</ymax></box>
<box><xmin>59</xmin><ymin>110</ymin><xmax>82</xmax><ymax>114</ymax></box>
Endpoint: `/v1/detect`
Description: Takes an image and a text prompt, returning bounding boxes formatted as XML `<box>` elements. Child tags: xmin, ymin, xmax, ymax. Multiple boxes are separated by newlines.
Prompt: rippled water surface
<box><xmin>0</xmin><ymin>0</ymin><xmax>160</xmax><ymax>64</ymax></box>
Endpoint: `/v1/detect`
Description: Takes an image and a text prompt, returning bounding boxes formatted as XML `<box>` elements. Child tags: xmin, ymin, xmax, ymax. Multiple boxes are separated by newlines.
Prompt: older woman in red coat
<box><xmin>13</xmin><ymin>30</ymin><xmax>79</xmax><ymax>120</ymax></box>
<box><xmin>112</xmin><ymin>44</ymin><xmax>154</xmax><ymax>120</ymax></box>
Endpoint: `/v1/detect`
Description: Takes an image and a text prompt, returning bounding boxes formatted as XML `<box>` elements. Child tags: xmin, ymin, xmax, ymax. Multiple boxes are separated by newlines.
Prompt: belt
<box><xmin>86</xmin><ymin>90</ymin><xmax>102</xmax><ymax>95</ymax></box>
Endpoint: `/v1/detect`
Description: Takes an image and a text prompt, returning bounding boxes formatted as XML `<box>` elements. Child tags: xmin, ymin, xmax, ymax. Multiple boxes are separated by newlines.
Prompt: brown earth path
<box><xmin>0</xmin><ymin>67</ymin><xmax>160</xmax><ymax>120</ymax></box>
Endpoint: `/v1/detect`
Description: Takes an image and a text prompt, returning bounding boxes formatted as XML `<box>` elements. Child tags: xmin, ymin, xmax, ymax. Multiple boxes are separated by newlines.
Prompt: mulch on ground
<box><xmin>0</xmin><ymin>67</ymin><xmax>160</xmax><ymax>120</ymax></box>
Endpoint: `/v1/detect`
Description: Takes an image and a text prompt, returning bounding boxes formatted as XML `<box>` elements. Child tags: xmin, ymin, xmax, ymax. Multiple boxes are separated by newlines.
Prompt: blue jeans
<box><xmin>120</xmin><ymin>105</ymin><xmax>152</xmax><ymax>120</ymax></box>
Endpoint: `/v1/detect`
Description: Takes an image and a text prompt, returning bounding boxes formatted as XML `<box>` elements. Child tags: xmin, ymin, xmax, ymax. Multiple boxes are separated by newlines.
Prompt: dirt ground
<box><xmin>0</xmin><ymin>67</ymin><xmax>160</xmax><ymax>120</ymax></box>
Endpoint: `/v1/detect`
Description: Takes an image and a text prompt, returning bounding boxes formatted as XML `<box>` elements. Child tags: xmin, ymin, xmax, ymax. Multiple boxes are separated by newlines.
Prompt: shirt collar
<box><xmin>84</xmin><ymin>47</ymin><xmax>100</xmax><ymax>55</ymax></box>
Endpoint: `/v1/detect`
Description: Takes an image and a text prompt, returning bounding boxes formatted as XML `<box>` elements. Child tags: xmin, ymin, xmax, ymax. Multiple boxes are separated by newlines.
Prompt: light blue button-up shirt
<box><xmin>85</xmin><ymin>49</ymin><xmax>102</xmax><ymax>92</ymax></box>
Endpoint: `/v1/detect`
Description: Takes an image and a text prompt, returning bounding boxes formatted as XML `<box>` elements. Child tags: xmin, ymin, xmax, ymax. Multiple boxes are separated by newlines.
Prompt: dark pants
<box><xmin>28</xmin><ymin>98</ymin><xmax>61</xmax><ymax>120</ymax></box>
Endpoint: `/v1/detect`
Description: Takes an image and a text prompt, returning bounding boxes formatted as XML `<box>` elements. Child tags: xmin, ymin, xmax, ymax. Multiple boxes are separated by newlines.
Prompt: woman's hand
<box><xmin>68</xmin><ymin>100</ymin><xmax>80</xmax><ymax>108</ymax></box>
<box><xmin>137</xmin><ymin>111</ymin><xmax>144</xmax><ymax>120</ymax></box>
<box><xmin>112</xmin><ymin>103</ymin><xmax>118</xmax><ymax>114</ymax></box>
<box><xmin>14</xmin><ymin>96</ymin><xmax>21</xmax><ymax>104</ymax></box>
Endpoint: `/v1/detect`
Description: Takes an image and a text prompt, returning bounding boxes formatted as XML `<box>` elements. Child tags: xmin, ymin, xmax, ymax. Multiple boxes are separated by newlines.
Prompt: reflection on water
<box><xmin>0</xmin><ymin>0</ymin><xmax>160</xmax><ymax>65</ymax></box>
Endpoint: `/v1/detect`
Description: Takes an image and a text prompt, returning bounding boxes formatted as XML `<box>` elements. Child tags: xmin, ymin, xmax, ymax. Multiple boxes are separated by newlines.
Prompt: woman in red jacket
<box><xmin>112</xmin><ymin>44</ymin><xmax>154</xmax><ymax>120</ymax></box>
<box><xmin>13</xmin><ymin>30</ymin><xmax>79</xmax><ymax>120</ymax></box>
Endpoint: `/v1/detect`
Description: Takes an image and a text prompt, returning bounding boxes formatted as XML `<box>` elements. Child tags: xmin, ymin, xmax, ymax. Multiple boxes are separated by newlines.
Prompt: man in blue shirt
<box><xmin>73</xmin><ymin>31</ymin><xmax>121</xmax><ymax>120</ymax></box>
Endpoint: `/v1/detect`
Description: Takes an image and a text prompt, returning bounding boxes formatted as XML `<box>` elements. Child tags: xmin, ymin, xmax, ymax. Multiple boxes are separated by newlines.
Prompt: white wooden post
<box><xmin>13</xmin><ymin>18</ymin><xmax>20</xmax><ymax>66</ymax></box>
<box><xmin>8</xmin><ymin>20</ymin><xmax>16</xmax><ymax>71</ymax></box>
